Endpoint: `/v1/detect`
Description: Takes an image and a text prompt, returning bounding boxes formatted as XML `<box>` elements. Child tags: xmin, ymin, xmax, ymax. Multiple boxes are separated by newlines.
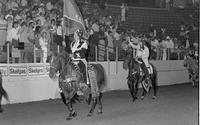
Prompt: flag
<box><xmin>63</xmin><ymin>0</ymin><xmax>86</xmax><ymax>35</ymax></box>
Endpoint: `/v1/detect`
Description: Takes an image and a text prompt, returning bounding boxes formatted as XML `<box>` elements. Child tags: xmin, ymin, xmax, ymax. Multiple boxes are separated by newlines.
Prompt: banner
<box><xmin>63</xmin><ymin>0</ymin><xmax>86</xmax><ymax>35</ymax></box>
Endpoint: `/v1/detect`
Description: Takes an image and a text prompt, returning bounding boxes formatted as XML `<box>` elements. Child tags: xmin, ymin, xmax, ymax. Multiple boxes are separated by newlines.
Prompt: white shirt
<box><xmin>39</xmin><ymin>37</ymin><xmax>48</xmax><ymax>50</ymax></box>
<box><xmin>11</xmin><ymin>28</ymin><xmax>20</xmax><ymax>40</ymax></box>
<box><xmin>56</xmin><ymin>26</ymin><xmax>62</xmax><ymax>35</ymax></box>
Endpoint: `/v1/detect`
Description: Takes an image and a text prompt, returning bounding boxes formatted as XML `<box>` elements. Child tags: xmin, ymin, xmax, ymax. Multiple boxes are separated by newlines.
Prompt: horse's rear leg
<box><xmin>97</xmin><ymin>93</ymin><xmax>103</xmax><ymax>114</ymax></box>
<box><xmin>87</xmin><ymin>97</ymin><xmax>97</xmax><ymax>117</ymax></box>
<box><xmin>152</xmin><ymin>78</ymin><xmax>157</xmax><ymax>99</ymax></box>
<box><xmin>0</xmin><ymin>95</ymin><xmax>3</xmax><ymax>113</ymax></box>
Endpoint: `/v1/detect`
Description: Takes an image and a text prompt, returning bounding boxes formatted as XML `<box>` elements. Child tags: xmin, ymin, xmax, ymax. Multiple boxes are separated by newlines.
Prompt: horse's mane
<box><xmin>57</xmin><ymin>51</ymin><xmax>81</xmax><ymax>74</ymax></box>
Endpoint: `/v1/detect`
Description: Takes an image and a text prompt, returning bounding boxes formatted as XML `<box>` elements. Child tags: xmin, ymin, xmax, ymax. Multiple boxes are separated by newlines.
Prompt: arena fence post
<box><xmin>106</xmin><ymin>47</ymin><xmax>110</xmax><ymax>75</ymax></box>
<box><xmin>115</xmin><ymin>46</ymin><xmax>118</xmax><ymax>74</ymax></box>
<box><xmin>7</xmin><ymin>43</ymin><xmax>9</xmax><ymax>64</ymax></box>
<box><xmin>33</xmin><ymin>44</ymin><xmax>36</xmax><ymax>63</ymax></box>
<box><xmin>95</xmin><ymin>46</ymin><xmax>98</xmax><ymax>63</ymax></box>
<box><xmin>57</xmin><ymin>45</ymin><xmax>60</xmax><ymax>53</ymax></box>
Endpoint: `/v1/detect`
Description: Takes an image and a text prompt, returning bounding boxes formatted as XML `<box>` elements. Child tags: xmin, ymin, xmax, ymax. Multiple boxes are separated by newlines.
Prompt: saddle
<box><xmin>138</xmin><ymin>64</ymin><xmax>153</xmax><ymax>75</ymax></box>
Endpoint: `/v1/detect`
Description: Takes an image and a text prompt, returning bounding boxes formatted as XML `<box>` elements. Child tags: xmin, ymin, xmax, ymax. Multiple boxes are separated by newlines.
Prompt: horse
<box><xmin>49</xmin><ymin>52</ymin><xmax>106</xmax><ymax>120</ymax></box>
<box><xmin>0</xmin><ymin>71</ymin><xmax>9</xmax><ymax>113</ymax></box>
<box><xmin>123</xmin><ymin>49</ymin><xmax>158</xmax><ymax>102</ymax></box>
<box><xmin>183</xmin><ymin>54</ymin><xmax>199</xmax><ymax>87</ymax></box>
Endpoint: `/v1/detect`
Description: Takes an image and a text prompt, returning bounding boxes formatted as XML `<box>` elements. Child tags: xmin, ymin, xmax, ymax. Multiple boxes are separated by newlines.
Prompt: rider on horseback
<box><xmin>70</xmin><ymin>29</ymin><xmax>89</xmax><ymax>85</ymax></box>
<box><xmin>128</xmin><ymin>38</ymin><xmax>150</xmax><ymax>80</ymax></box>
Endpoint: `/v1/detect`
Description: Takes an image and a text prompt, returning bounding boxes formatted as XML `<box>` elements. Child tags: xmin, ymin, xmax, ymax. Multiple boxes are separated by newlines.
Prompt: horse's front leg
<box><xmin>87</xmin><ymin>97</ymin><xmax>97</xmax><ymax>117</ymax></box>
<box><xmin>66</xmin><ymin>100</ymin><xmax>77</xmax><ymax>120</ymax></box>
<box><xmin>97</xmin><ymin>93</ymin><xmax>103</xmax><ymax>114</ymax></box>
<box><xmin>127</xmin><ymin>79</ymin><xmax>136</xmax><ymax>102</ymax></box>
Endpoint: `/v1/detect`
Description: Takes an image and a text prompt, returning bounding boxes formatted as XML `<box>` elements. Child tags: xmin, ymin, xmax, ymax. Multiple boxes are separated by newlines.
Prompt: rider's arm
<box><xmin>129</xmin><ymin>42</ymin><xmax>140</xmax><ymax>49</ymax></box>
<box><xmin>142</xmin><ymin>46</ymin><xmax>149</xmax><ymax>59</ymax></box>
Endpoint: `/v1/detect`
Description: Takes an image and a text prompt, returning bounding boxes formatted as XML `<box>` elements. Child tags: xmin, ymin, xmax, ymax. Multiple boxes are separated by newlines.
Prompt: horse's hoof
<box><xmin>132</xmin><ymin>98</ymin><xmax>137</xmax><ymax>102</ymax></box>
<box><xmin>152</xmin><ymin>96</ymin><xmax>157</xmax><ymax>100</ymax></box>
<box><xmin>0</xmin><ymin>109</ymin><xmax>3</xmax><ymax>113</ymax></box>
<box><xmin>87</xmin><ymin>112</ymin><xmax>93</xmax><ymax>117</ymax></box>
<box><xmin>97</xmin><ymin>110</ymin><xmax>103</xmax><ymax>114</ymax></box>
<box><xmin>141</xmin><ymin>96</ymin><xmax>144</xmax><ymax>100</ymax></box>
<box><xmin>66</xmin><ymin>111</ymin><xmax>77</xmax><ymax>120</ymax></box>
<box><xmin>66</xmin><ymin>116</ymin><xmax>73</xmax><ymax>120</ymax></box>
<box><xmin>71</xmin><ymin>111</ymin><xmax>77</xmax><ymax>117</ymax></box>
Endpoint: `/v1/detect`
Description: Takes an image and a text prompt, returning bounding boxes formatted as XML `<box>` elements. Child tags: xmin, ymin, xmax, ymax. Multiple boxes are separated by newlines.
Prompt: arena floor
<box><xmin>0</xmin><ymin>83</ymin><xmax>198</xmax><ymax>125</ymax></box>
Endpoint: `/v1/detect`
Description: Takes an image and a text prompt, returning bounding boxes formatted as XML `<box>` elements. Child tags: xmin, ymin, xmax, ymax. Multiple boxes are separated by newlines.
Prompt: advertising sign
<box><xmin>9</xmin><ymin>66</ymin><xmax>27</xmax><ymax>76</ymax></box>
<box><xmin>28</xmin><ymin>66</ymin><xmax>45</xmax><ymax>76</ymax></box>
<box><xmin>0</xmin><ymin>66</ymin><xmax>8</xmax><ymax>76</ymax></box>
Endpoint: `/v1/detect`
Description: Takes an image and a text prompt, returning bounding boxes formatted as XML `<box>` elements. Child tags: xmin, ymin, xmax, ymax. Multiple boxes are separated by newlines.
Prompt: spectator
<box><xmin>39</xmin><ymin>32</ymin><xmax>48</xmax><ymax>63</ymax></box>
<box><xmin>106</xmin><ymin>30</ymin><xmax>114</xmax><ymax>60</ymax></box>
<box><xmin>169</xmin><ymin>0</ymin><xmax>174</xmax><ymax>10</ymax></box>
<box><xmin>165</xmin><ymin>0</ymin><xmax>170</xmax><ymax>10</ymax></box>
<box><xmin>11</xmin><ymin>21</ymin><xmax>20</xmax><ymax>48</ymax></box>
<box><xmin>46</xmin><ymin>1</ymin><xmax>53</xmax><ymax>11</ymax></box>
<box><xmin>0</xmin><ymin>14</ymin><xmax>7</xmax><ymax>47</ymax></box>
<box><xmin>92</xmin><ymin>20</ymin><xmax>99</xmax><ymax>33</ymax></box>
<box><xmin>121</xmin><ymin>3</ymin><xmax>127</xmax><ymax>22</ymax></box>
<box><xmin>55</xmin><ymin>21</ymin><xmax>63</xmax><ymax>46</ymax></box>
<box><xmin>21</xmin><ymin>0</ymin><xmax>28</xmax><ymax>7</ymax></box>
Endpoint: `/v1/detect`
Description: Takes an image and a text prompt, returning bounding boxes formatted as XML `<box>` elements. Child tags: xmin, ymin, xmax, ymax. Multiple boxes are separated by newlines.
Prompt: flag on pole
<box><xmin>63</xmin><ymin>0</ymin><xmax>86</xmax><ymax>35</ymax></box>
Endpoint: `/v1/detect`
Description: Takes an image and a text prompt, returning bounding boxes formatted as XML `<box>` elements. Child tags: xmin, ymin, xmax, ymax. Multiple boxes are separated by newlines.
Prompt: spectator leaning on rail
<box><xmin>70</xmin><ymin>29</ymin><xmax>89</xmax><ymax>85</ymax></box>
<box><xmin>128</xmin><ymin>38</ymin><xmax>150</xmax><ymax>80</ymax></box>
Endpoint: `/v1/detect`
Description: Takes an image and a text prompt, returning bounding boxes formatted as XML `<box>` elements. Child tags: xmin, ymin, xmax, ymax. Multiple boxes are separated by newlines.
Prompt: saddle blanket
<box><xmin>148</xmin><ymin>65</ymin><xmax>153</xmax><ymax>74</ymax></box>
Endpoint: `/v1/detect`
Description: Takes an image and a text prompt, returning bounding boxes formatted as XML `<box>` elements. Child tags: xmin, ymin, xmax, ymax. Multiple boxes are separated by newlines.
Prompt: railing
<box><xmin>0</xmin><ymin>42</ymin><xmax>190</xmax><ymax>64</ymax></box>
<box><xmin>87</xmin><ymin>43</ymin><xmax>189</xmax><ymax>62</ymax></box>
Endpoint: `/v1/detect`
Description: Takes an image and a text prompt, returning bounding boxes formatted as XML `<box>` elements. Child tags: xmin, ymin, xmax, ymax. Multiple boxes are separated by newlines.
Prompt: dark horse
<box><xmin>49</xmin><ymin>52</ymin><xmax>106</xmax><ymax>120</ymax></box>
<box><xmin>0</xmin><ymin>71</ymin><xmax>9</xmax><ymax>113</ymax></box>
<box><xmin>183</xmin><ymin>54</ymin><xmax>199</xmax><ymax>87</ymax></box>
<box><xmin>123</xmin><ymin>49</ymin><xmax>158</xmax><ymax>102</ymax></box>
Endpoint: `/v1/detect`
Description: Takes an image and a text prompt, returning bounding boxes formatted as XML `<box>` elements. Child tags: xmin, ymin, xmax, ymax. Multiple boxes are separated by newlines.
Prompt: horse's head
<box><xmin>123</xmin><ymin>48</ymin><xmax>133</xmax><ymax>70</ymax></box>
<box><xmin>49</xmin><ymin>52</ymin><xmax>60</xmax><ymax>79</ymax></box>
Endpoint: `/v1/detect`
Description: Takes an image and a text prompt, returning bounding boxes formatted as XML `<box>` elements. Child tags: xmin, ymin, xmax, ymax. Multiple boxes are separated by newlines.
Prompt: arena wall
<box><xmin>0</xmin><ymin>60</ymin><xmax>189</xmax><ymax>104</ymax></box>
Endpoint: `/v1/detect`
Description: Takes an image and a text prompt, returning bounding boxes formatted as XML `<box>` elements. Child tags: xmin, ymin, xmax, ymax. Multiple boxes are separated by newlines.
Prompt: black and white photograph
<box><xmin>0</xmin><ymin>0</ymin><xmax>199</xmax><ymax>125</ymax></box>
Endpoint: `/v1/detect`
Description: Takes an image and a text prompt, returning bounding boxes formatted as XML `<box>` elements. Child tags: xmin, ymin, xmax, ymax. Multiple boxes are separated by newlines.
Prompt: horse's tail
<box><xmin>0</xmin><ymin>78</ymin><xmax>9</xmax><ymax>101</ymax></box>
<box><xmin>150</xmin><ymin>63</ymin><xmax>158</xmax><ymax>88</ymax></box>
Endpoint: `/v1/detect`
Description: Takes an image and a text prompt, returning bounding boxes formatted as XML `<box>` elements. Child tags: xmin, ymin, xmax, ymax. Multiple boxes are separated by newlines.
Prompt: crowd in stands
<box><xmin>0</xmin><ymin>0</ymin><xmax>64</xmax><ymax>63</ymax></box>
<box><xmin>0</xmin><ymin>0</ymin><xmax>198</xmax><ymax>63</ymax></box>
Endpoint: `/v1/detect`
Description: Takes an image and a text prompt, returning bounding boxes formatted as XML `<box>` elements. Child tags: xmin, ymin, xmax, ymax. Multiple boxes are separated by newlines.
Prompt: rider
<box><xmin>128</xmin><ymin>38</ymin><xmax>150</xmax><ymax>80</ymax></box>
<box><xmin>70</xmin><ymin>29</ymin><xmax>89</xmax><ymax>85</ymax></box>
